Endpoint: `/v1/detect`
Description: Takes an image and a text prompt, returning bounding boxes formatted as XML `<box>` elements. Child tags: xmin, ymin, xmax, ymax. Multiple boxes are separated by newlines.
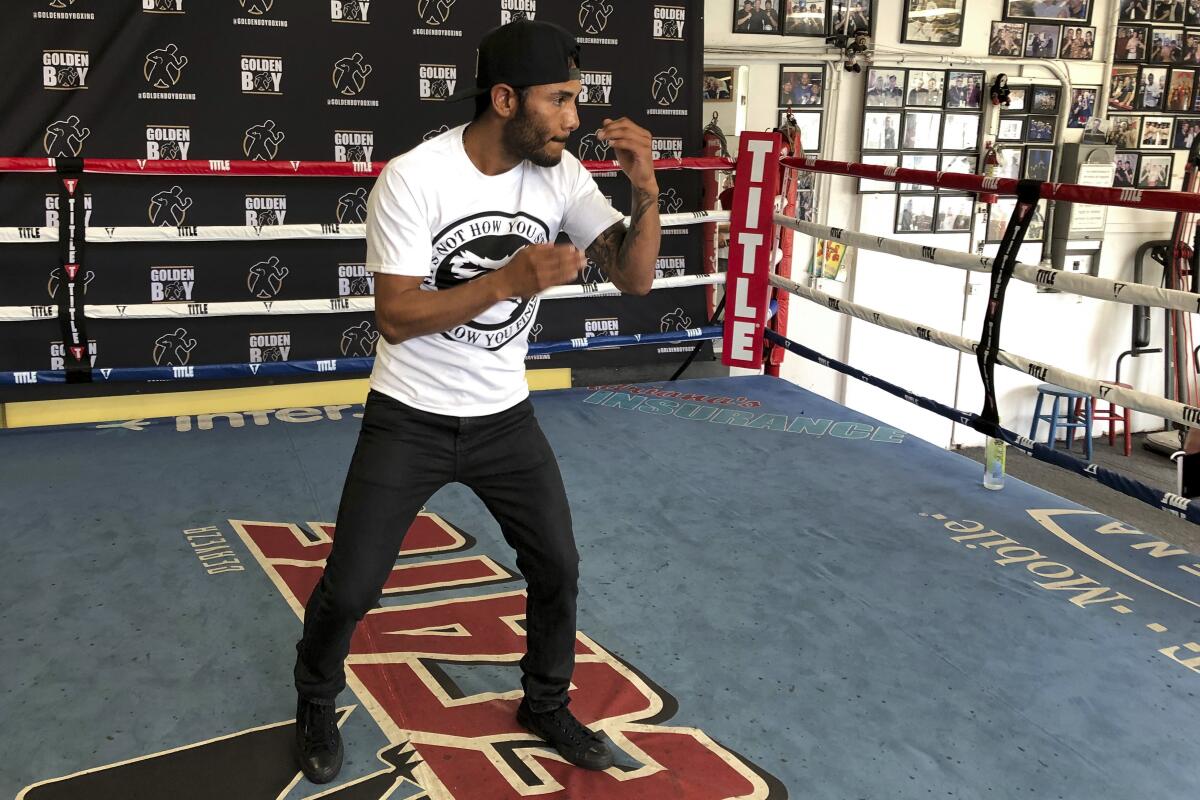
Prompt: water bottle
<box><xmin>983</xmin><ymin>436</ymin><xmax>1006</xmax><ymax>490</ymax></box>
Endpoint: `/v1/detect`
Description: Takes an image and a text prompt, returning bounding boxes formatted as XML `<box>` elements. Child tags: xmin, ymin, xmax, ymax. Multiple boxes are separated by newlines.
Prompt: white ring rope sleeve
<box><xmin>774</xmin><ymin>214</ymin><xmax>1200</xmax><ymax>316</ymax></box>
<box><xmin>0</xmin><ymin>210</ymin><xmax>732</xmax><ymax>245</ymax></box>
<box><xmin>768</xmin><ymin>271</ymin><xmax>1200</xmax><ymax>430</ymax></box>
<box><xmin>0</xmin><ymin>274</ymin><xmax>727</xmax><ymax>321</ymax></box>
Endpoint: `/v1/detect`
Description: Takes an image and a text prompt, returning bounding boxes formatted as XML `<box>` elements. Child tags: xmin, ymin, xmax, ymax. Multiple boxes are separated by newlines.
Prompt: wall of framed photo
<box><xmin>1104</xmin><ymin>0</ymin><xmax>1200</xmax><ymax>192</ymax></box>
<box><xmin>778</xmin><ymin>63</ymin><xmax>826</xmax><ymax>223</ymax></box>
<box><xmin>733</xmin><ymin>0</ymin><xmax>874</xmax><ymax>37</ymax></box>
<box><xmin>857</xmin><ymin>66</ymin><xmax>984</xmax><ymax>234</ymax></box>
<box><xmin>990</xmin><ymin>81</ymin><xmax>1064</xmax><ymax>243</ymax></box>
<box><xmin>709</xmin><ymin>0</ymin><xmax>1183</xmax><ymax>449</ymax></box>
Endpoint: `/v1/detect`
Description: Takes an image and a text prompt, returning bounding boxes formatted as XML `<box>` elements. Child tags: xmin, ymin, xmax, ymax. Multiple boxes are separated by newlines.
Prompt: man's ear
<box><xmin>490</xmin><ymin>84</ymin><xmax>520</xmax><ymax>120</ymax></box>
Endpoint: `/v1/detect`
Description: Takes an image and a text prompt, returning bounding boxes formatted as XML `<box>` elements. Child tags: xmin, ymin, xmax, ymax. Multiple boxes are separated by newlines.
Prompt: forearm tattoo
<box><xmin>619</xmin><ymin>186</ymin><xmax>656</xmax><ymax>266</ymax></box>
<box><xmin>587</xmin><ymin>186</ymin><xmax>657</xmax><ymax>286</ymax></box>
<box><xmin>586</xmin><ymin>223</ymin><xmax>623</xmax><ymax>282</ymax></box>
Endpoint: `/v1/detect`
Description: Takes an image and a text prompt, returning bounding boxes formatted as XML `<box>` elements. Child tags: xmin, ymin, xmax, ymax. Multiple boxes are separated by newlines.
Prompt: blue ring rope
<box><xmin>0</xmin><ymin>326</ymin><xmax>722</xmax><ymax>386</ymax></box>
<box><xmin>764</xmin><ymin>328</ymin><xmax>1200</xmax><ymax>526</ymax></box>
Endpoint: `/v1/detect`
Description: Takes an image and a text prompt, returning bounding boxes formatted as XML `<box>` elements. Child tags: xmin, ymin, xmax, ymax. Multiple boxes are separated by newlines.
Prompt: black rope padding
<box><xmin>976</xmin><ymin>179</ymin><xmax>1043</xmax><ymax>430</ymax></box>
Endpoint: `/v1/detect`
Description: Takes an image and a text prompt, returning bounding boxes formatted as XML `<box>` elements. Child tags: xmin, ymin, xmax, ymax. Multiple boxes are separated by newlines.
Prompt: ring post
<box><xmin>722</xmin><ymin>131</ymin><xmax>781</xmax><ymax>370</ymax></box>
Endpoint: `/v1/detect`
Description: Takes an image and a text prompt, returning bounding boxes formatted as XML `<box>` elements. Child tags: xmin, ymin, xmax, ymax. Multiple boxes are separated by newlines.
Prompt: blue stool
<box><xmin>1030</xmin><ymin>384</ymin><xmax>1093</xmax><ymax>461</ymax></box>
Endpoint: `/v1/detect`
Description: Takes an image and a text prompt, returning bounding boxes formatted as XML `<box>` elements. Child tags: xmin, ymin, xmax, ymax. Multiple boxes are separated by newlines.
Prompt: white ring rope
<box><xmin>773</xmin><ymin>214</ymin><xmax>1200</xmax><ymax>315</ymax></box>
<box><xmin>0</xmin><ymin>273</ymin><xmax>727</xmax><ymax>322</ymax></box>
<box><xmin>768</xmin><ymin>271</ymin><xmax>1200</xmax><ymax>430</ymax></box>
<box><xmin>0</xmin><ymin>210</ymin><xmax>731</xmax><ymax>245</ymax></box>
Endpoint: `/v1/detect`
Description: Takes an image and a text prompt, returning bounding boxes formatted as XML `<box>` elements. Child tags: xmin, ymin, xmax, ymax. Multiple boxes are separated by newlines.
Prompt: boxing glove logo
<box><xmin>578</xmin><ymin>0</ymin><xmax>613</xmax><ymax>33</ymax></box>
<box><xmin>417</xmin><ymin>0</ymin><xmax>456</xmax><ymax>26</ymax></box>
<box><xmin>242</xmin><ymin>120</ymin><xmax>286</xmax><ymax>161</ymax></box>
<box><xmin>332</xmin><ymin>53</ymin><xmax>372</xmax><ymax>96</ymax></box>
<box><xmin>153</xmin><ymin>328</ymin><xmax>197</xmax><ymax>366</ymax></box>
<box><xmin>660</xmin><ymin>308</ymin><xmax>692</xmax><ymax>332</ymax></box>
<box><xmin>336</xmin><ymin>188</ymin><xmax>369</xmax><ymax>224</ymax></box>
<box><xmin>143</xmin><ymin>44</ymin><xmax>187</xmax><ymax>88</ymax></box>
<box><xmin>651</xmin><ymin>67</ymin><xmax>684</xmax><ymax>106</ymax></box>
<box><xmin>43</xmin><ymin>116</ymin><xmax>90</xmax><ymax>157</ymax></box>
<box><xmin>340</xmin><ymin>321</ymin><xmax>379</xmax><ymax>357</ymax></box>
<box><xmin>247</xmin><ymin>256</ymin><xmax>288</xmax><ymax>299</ymax></box>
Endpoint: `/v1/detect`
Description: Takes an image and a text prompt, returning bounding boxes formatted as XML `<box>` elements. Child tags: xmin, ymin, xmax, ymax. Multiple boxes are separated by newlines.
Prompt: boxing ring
<box><xmin>4</xmin><ymin>145</ymin><xmax>1200</xmax><ymax>799</ymax></box>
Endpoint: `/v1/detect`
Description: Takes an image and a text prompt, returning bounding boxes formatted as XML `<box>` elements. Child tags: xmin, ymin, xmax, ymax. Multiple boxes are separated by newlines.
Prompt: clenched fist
<box><xmin>498</xmin><ymin>244</ymin><xmax>586</xmax><ymax>299</ymax></box>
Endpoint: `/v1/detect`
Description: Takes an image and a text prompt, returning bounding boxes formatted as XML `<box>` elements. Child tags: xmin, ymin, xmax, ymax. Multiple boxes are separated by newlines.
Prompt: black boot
<box><xmin>517</xmin><ymin>700</ymin><xmax>614</xmax><ymax>771</ymax></box>
<box><xmin>295</xmin><ymin>695</ymin><xmax>344</xmax><ymax>784</ymax></box>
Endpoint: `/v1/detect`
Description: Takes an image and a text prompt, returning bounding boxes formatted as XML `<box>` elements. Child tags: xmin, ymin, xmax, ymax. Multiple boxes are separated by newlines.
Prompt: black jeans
<box><xmin>294</xmin><ymin>390</ymin><xmax>579</xmax><ymax>713</ymax></box>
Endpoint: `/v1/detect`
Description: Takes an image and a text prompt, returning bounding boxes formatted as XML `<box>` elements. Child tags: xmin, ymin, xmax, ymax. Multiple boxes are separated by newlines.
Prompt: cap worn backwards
<box><xmin>447</xmin><ymin>19</ymin><xmax>582</xmax><ymax>102</ymax></box>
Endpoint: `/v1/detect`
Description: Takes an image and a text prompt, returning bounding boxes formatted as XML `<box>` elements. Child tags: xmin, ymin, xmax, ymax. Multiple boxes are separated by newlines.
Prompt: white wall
<box><xmin>703</xmin><ymin>0</ymin><xmax>1179</xmax><ymax>448</ymax></box>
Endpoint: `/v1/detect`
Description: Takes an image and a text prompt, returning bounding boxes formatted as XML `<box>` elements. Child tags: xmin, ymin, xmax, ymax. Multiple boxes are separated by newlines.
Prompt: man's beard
<box><xmin>502</xmin><ymin>103</ymin><xmax>566</xmax><ymax>168</ymax></box>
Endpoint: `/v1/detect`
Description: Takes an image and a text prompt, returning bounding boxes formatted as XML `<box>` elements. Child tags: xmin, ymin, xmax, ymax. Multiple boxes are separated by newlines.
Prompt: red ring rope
<box><xmin>780</xmin><ymin>155</ymin><xmax>1200</xmax><ymax>215</ymax></box>
<box><xmin>0</xmin><ymin>156</ymin><xmax>736</xmax><ymax>177</ymax></box>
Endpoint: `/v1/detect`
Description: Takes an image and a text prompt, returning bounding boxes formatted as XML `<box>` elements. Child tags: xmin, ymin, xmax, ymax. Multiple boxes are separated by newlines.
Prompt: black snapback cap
<box><xmin>447</xmin><ymin>19</ymin><xmax>582</xmax><ymax>102</ymax></box>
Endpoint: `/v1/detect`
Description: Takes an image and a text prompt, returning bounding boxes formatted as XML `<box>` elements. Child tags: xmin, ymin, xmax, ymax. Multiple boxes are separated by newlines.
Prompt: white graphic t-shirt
<box><xmin>365</xmin><ymin>124</ymin><xmax>623</xmax><ymax>416</ymax></box>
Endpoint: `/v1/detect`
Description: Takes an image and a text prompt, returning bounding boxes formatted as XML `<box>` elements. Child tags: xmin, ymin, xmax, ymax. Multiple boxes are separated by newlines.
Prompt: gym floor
<box><xmin>5</xmin><ymin>375</ymin><xmax>1197</xmax><ymax>799</ymax></box>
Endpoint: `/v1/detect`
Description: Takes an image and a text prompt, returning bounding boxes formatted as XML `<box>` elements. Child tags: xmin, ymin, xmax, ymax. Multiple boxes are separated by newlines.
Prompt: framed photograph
<box><xmin>1024</xmin><ymin>147</ymin><xmax>1054</xmax><ymax>180</ymax></box>
<box><xmin>945</xmin><ymin>70</ymin><xmax>984</xmax><ymax>109</ymax></box>
<box><xmin>703</xmin><ymin>68</ymin><xmax>736</xmax><ymax>101</ymax></box>
<box><xmin>989</xmin><ymin>21</ymin><xmax>1026</xmax><ymax>55</ymax></box>
<box><xmin>734</xmin><ymin>0</ymin><xmax>783</xmax><ymax>33</ymax></box>
<box><xmin>985</xmin><ymin>198</ymin><xmax>1046</xmax><ymax>241</ymax></box>
<box><xmin>865</xmin><ymin>67</ymin><xmax>906</xmax><ymax>107</ymax></box>
<box><xmin>1120</xmin><ymin>0</ymin><xmax>1151</xmax><ymax>20</ymax></box>
<box><xmin>941</xmin><ymin>113</ymin><xmax>981</xmax><ymax>150</ymax></box>
<box><xmin>1138</xmin><ymin>153</ymin><xmax>1173</xmax><ymax>188</ymax></box>
<box><xmin>997</xmin><ymin>147</ymin><xmax>1023</xmax><ymax>180</ymax></box>
<box><xmin>1028</xmin><ymin>199</ymin><xmax>1047</xmax><ymax>241</ymax></box>
<box><xmin>1150</xmin><ymin>26</ymin><xmax>1186</xmax><ymax>62</ymax></box>
<box><xmin>900</xmin><ymin>153</ymin><xmax>939</xmax><ymax>190</ymax></box>
<box><xmin>1167</xmin><ymin>68</ymin><xmax>1196</xmax><ymax>110</ymax></box>
<box><xmin>1005</xmin><ymin>0</ymin><xmax>1092</xmax><ymax>22</ymax></box>
<box><xmin>1173</xmin><ymin>116</ymin><xmax>1200</xmax><ymax>148</ymax></box>
<box><xmin>1138</xmin><ymin>65</ymin><xmax>1169</xmax><ymax>110</ymax></box>
<box><xmin>1025</xmin><ymin>24</ymin><xmax>1061</xmax><ymax>58</ymax></box>
<box><xmin>1107</xmin><ymin>115</ymin><xmax>1143</xmax><ymax>148</ymax></box>
<box><xmin>784</xmin><ymin>0</ymin><xmax>828</xmax><ymax>35</ymax></box>
<box><xmin>779</xmin><ymin>65</ymin><xmax>825</xmax><ymax>106</ymax></box>
<box><xmin>831</xmin><ymin>0</ymin><xmax>873</xmax><ymax>35</ymax></box>
<box><xmin>1114</xmin><ymin>152</ymin><xmax>1140</xmax><ymax>187</ymax></box>
<box><xmin>905</xmin><ymin>69</ymin><xmax>945</xmax><ymax>106</ymax></box>
<box><xmin>997</xmin><ymin>117</ymin><xmax>1025</xmax><ymax>141</ymax></box>
<box><xmin>940</xmin><ymin>153</ymin><xmax>978</xmax><ymax>178</ymax></box>
<box><xmin>1152</xmin><ymin>0</ymin><xmax>1184</xmax><ymax>23</ymax></box>
<box><xmin>1026</xmin><ymin>115</ymin><xmax>1056</xmax><ymax>142</ymax></box>
<box><xmin>1194</xmin><ymin>78</ymin><xmax>1200</xmax><ymax>110</ymax></box>
<box><xmin>796</xmin><ymin>189</ymin><xmax>816</xmax><ymax>222</ymax></box>
<box><xmin>1141</xmin><ymin>115</ymin><xmax>1175</xmax><ymax>147</ymax></box>
<box><xmin>1006</xmin><ymin>85</ymin><xmax>1028</xmax><ymax>111</ymax></box>
<box><xmin>1060</xmin><ymin>26</ymin><xmax>1096</xmax><ymax>58</ymax></box>
<box><xmin>1109</xmin><ymin>66</ymin><xmax>1139</xmax><ymax>111</ymax></box>
<box><xmin>779</xmin><ymin>110</ymin><xmax>823</xmax><ymax>149</ymax></box>
<box><xmin>1189</xmin><ymin>0</ymin><xmax>1200</xmax><ymax>23</ymax></box>
<box><xmin>862</xmin><ymin>110</ymin><xmax>902</xmax><ymax>149</ymax></box>
<box><xmin>985</xmin><ymin>198</ymin><xmax>1014</xmax><ymax>241</ymax></box>
<box><xmin>1185</xmin><ymin>31</ymin><xmax>1200</xmax><ymax>64</ymax></box>
<box><xmin>1068</xmin><ymin>86</ymin><xmax>1098</xmax><ymax>127</ymax></box>
<box><xmin>859</xmin><ymin>153</ymin><xmax>899</xmax><ymax>192</ymax></box>
<box><xmin>902</xmin><ymin>0</ymin><xmax>964</xmax><ymax>46</ymax></box>
<box><xmin>902</xmin><ymin>111</ymin><xmax>942</xmax><ymax>149</ymax></box>
<box><xmin>1116</xmin><ymin>25</ymin><xmax>1150</xmax><ymax>61</ymax></box>
<box><xmin>896</xmin><ymin>195</ymin><xmax>936</xmax><ymax>233</ymax></box>
<box><xmin>1031</xmin><ymin>85</ymin><xmax>1061</xmax><ymax>113</ymax></box>
<box><xmin>936</xmin><ymin>195</ymin><xmax>974</xmax><ymax>232</ymax></box>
